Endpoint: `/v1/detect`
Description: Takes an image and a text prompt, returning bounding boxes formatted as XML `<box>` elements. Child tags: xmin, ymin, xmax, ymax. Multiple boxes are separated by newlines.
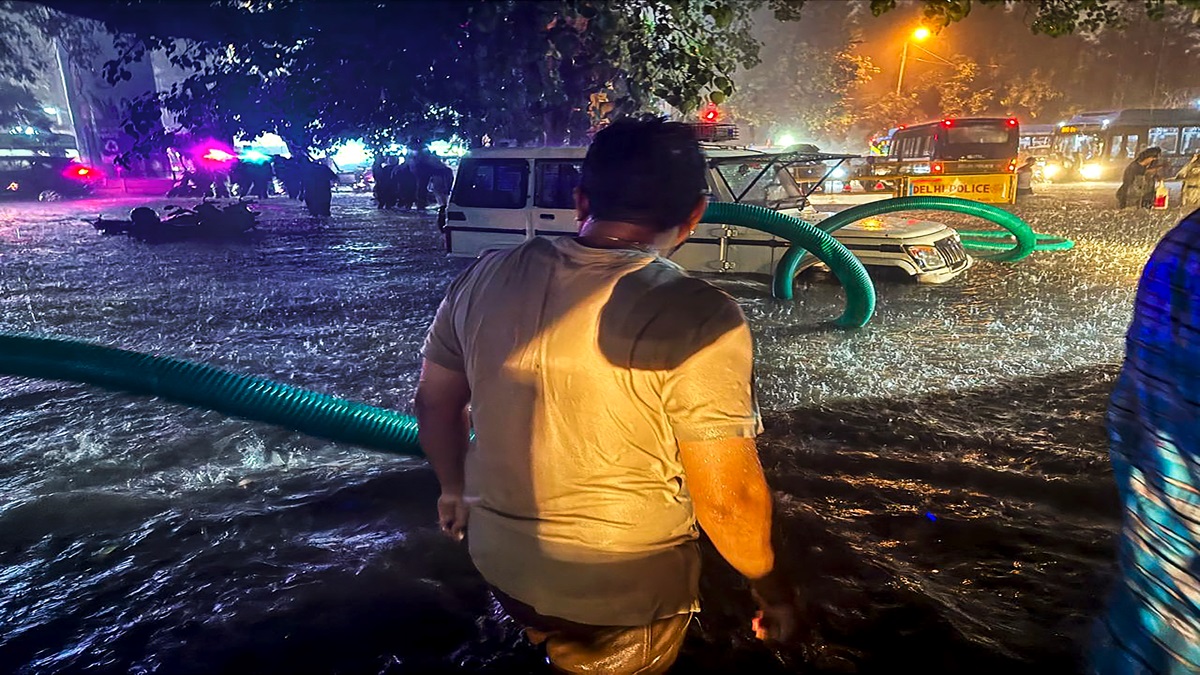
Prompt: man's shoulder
<box><xmin>451</xmin><ymin>238</ymin><xmax>560</xmax><ymax>292</ymax></box>
<box><xmin>621</xmin><ymin>260</ymin><xmax>743</xmax><ymax>319</ymax></box>
<box><xmin>599</xmin><ymin>262</ymin><xmax>747</xmax><ymax>370</ymax></box>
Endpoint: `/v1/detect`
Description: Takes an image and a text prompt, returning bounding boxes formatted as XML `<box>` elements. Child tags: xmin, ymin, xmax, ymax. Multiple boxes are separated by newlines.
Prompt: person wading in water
<box><xmin>415</xmin><ymin>118</ymin><xmax>797</xmax><ymax>673</ymax></box>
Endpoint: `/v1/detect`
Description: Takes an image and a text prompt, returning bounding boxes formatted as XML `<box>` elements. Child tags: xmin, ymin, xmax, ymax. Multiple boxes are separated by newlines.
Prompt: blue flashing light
<box><xmin>239</xmin><ymin>149</ymin><xmax>271</xmax><ymax>164</ymax></box>
<box><xmin>924</xmin><ymin>512</ymin><xmax>938</xmax><ymax>522</ymax></box>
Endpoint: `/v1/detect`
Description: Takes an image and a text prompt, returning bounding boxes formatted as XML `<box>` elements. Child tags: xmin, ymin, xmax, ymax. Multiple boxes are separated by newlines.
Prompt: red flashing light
<box><xmin>898</xmin><ymin>125</ymin><xmax>906</xmax><ymax>129</ymax></box>
<box><xmin>941</xmin><ymin>119</ymin><xmax>954</xmax><ymax>127</ymax></box>
<box><xmin>202</xmin><ymin>148</ymin><xmax>235</xmax><ymax>163</ymax></box>
<box><xmin>63</xmin><ymin>164</ymin><xmax>99</xmax><ymax>180</ymax></box>
<box><xmin>1006</xmin><ymin>118</ymin><xmax>1018</xmax><ymax>127</ymax></box>
<box><xmin>931</xmin><ymin>163</ymin><xmax>944</xmax><ymax>174</ymax></box>
<box><xmin>699</xmin><ymin>104</ymin><xmax>722</xmax><ymax>124</ymax></box>
<box><xmin>1007</xmin><ymin>159</ymin><xmax>1017</xmax><ymax>172</ymax></box>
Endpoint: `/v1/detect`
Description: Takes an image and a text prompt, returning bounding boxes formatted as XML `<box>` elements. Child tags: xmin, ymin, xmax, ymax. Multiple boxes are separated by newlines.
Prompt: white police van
<box><xmin>443</xmin><ymin>144</ymin><xmax>971</xmax><ymax>283</ymax></box>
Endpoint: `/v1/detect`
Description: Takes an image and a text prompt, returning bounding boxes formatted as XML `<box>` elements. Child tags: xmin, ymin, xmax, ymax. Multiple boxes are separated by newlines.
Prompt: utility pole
<box><xmin>896</xmin><ymin>27</ymin><xmax>931</xmax><ymax>96</ymax></box>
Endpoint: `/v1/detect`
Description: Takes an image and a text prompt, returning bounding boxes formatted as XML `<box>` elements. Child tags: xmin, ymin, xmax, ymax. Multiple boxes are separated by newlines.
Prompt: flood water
<box><xmin>0</xmin><ymin>186</ymin><xmax>1186</xmax><ymax>673</ymax></box>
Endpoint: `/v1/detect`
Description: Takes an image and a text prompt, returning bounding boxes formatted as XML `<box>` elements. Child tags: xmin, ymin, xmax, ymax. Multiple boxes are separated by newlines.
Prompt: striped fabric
<box><xmin>1095</xmin><ymin>209</ymin><xmax>1200</xmax><ymax>674</ymax></box>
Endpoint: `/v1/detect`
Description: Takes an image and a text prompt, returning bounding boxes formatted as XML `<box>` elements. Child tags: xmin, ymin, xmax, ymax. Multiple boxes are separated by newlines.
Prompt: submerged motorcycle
<box><xmin>92</xmin><ymin>201</ymin><xmax>259</xmax><ymax>242</ymax></box>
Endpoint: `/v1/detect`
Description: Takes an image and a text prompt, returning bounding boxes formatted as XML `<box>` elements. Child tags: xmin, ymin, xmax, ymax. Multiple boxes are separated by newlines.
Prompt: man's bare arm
<box><xmin>678</xmin><ymin>437</ymin><xmax>774</xmax><ymax>579</ymax></box>
<box><xmin>680</xmin><ymin>437</ymin><xmax>796</xmax><ymax>641</ymax></box>
<box><xmin>415</xmin><ymin>359</ymin><xmax>472</xmax><ymax>537</ymax></box>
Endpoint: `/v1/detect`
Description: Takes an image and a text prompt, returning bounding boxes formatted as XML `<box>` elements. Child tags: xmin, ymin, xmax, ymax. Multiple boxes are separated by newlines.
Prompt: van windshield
<box><xmin>714</xmin><ymin>162</ymin><xmax>806</xmax><ymax>209</ymax></box>
<box><xmin>451</xmin><ymin>158</ymin><xmax>528</xmax><ymax>209</ymax></box>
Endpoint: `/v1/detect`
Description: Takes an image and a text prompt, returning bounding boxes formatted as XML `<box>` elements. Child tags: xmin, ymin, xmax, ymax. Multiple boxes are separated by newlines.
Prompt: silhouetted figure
<box><xmin>372</xmin><ymin>158</ymin><xmax>392</xmax><ymax>209</ymax></box>
<box><xmin>1117</xmin><ymin>147</ymin><xmax>1162</xmax><ymax>209</ymax></box>
<box><xmin>429</xmin><ymin>162</ymin><xmax>454</xmax><ymax>208</ymax></box>
<box><xmin>411</xmin><ymin>145</ymin><xmax>437</xmax><ymax>209</ymax></box>
<box><xmin>231</xmin><ymin>160</ymin><xmax>252</xmax><ymax>198</ymax></box>
<box><xmin>1177</xmin><ymin>152</ymin><xmax>1200</xmax><ymax>210</ymax></box>
<box><xmin>1016</xmin><ymin>157</ymin><xmax>1036</xmax><ymax>198</ymax></box>
<box><xmin>246</xmin><ymin>160</ymin><xmax>273</xmax><ymax>199</ymax></box>
<box><xmin>273</xmin><ymin>156</ymin><xmax>304</xmax><ymax>200</ymax></box>
<box><xmin>394</xmin><ymin>162</ymin><xmax>418</xmax><ymax>209</ymax></box>
<box><xmin>302</xmin><ymin>160</ymin><xmax>336</xmax><ymax>217</ymax></box>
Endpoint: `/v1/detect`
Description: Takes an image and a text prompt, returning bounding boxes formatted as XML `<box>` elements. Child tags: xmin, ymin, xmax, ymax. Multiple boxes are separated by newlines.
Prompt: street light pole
<box><xmin>896</xmin><ymin>27</ymin><xmax>931</xmax><ymax>96</ymax></box>
<box><xmin>896</xmin><ymin>40</ymin><xmax>910</xmax><ymax>95</ymax></box>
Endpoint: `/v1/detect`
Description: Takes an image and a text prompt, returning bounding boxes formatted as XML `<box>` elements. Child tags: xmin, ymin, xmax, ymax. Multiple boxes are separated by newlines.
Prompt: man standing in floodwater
<box><xmin>301</xmin><ymin>159</ymin><xmax>336</xmax><ymax>217</ymax></box>
<box><xmin>415</xmin><ymin>118</ymin><xmax>795</xmax><ymax>673</ymax></box>
<box><xmin>1093</xmin><ymin>207</ymin><xmax>1200</xmax><ymax>673</ymax></box>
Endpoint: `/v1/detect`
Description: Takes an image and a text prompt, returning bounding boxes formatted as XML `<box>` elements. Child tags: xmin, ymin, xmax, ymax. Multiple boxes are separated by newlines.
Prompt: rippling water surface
<box><xmin>0</xmin><ymin>186</ymin><xmax>1186</xmax><ymax>673</ymax></box>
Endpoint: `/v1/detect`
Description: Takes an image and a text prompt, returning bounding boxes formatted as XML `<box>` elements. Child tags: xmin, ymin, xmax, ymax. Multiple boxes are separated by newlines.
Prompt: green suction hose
<box><xmin>700</xmin><ymin>201</ymin><xmax>875</xmax><ymax>328</ymax></box>
<box><xmin>956</xmin><ymin>229</ymin><xmax>1075</xmax><ymax>252</ymax></box>
<box><xmin>0</xmin><ymin>333</ymin><xmax>423</xmax><ymax>456</ymax></box>
<box><xmin>773</xmin><ymin>196</ymin><xmax>1038</xmax><ymax>294</ymax></box>
<box><xmin>0</xmin><ymin>204</ymin><xmax>876</xmax><ymax>452</ymax></box>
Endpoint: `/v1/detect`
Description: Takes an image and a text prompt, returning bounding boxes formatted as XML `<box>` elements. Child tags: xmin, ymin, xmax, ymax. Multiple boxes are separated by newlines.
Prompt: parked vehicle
<box><xmin>0</xmin><ymin>154</ymin><xmax>99</xmax><ymax>202</ymax></box>
<box><xmin>445</xmin><ymin>144</ymin><xmax>972</xmax><ymax>283</ymax></box>
<box><xmin>862</xmin><ymin>117</ymin><xmax>1020</xmax><ymax>204</ymax></box>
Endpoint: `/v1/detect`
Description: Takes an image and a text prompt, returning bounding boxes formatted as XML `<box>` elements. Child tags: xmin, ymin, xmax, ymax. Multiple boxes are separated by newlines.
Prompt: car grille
<box><xmin>935</xmin><ymin>236</ymin><xmax>968</xmax><ymax>268</ymax></box>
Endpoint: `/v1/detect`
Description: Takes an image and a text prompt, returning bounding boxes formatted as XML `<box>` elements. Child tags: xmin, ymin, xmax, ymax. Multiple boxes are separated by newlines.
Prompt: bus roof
<box><xmin>1061</xmin><ymin>108</ymin><xmax>1200</xmax><ymax>129</ymax></box>
<box><xmin>1021</xmin><ymin>124</ymin><xmax>1057</xmax><ymax>135</ymax></box>
<box><xmin>894</xmin><ymin>117</ymin><xmax>1017</xmax><ymax>132</ymax></box>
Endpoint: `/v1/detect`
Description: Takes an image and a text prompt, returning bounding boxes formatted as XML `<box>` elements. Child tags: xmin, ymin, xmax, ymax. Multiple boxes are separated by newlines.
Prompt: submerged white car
<box><xmin>443</xmin><ymin>145</ymin><xmax>972</xmax><ymax>284</ymax></box>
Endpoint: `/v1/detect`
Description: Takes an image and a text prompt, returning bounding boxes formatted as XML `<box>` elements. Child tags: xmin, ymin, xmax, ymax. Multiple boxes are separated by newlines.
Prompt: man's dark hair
<box><xmin>581</xmin><ymin>117</ymin><xmax>708</xmax><ymax>232</ymax></box>
<box><xmin>1137</xmin><ymin>147</ymin><xmax>1163</xmax><ymax>162</ymax></box>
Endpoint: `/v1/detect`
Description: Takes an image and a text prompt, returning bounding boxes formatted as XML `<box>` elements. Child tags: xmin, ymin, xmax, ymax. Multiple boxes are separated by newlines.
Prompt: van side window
<box><xmin>534</xmin><ymin>160</ymin><xmax>582</xmax><ymax>209</ymax></box>
<box><xmin>451</xmin><ymin>158</ymin><xmax>529</xmax><ymax>209</ymax></box>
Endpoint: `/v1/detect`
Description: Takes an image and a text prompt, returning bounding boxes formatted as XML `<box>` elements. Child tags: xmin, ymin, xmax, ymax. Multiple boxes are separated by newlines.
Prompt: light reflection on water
<box><xmin>0</xmin><ymin>189</ymin><xmax>1184</xmax><ymax>673</ymax></box>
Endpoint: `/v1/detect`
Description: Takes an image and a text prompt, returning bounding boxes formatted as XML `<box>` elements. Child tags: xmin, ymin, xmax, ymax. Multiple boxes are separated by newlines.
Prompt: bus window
<box><xmin>937</xmin><ymin>122</ymin><xmax>1017</xmax><ymax>160</ymax></box>
<box><xmin>1183</xmin><ymin>127</ymin><xmax>1200</xmax><ymax>155</ymax></box>
<box><xmin>1148</xmin><ymin>127</ymin><xmax>1180</xmax><ymax>154</ymax></box>
<box><xmin>1111</xmin><ymin>134</ymin><xmax>1139</xmax><ymax>160</ymax></box>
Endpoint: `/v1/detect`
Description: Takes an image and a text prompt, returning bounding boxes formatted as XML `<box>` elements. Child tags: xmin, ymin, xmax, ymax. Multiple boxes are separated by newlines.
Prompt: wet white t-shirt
<box><xmin>422</xmin><ymin>236</ymin><xmax>760</xmax><ymax>626</ymax></box>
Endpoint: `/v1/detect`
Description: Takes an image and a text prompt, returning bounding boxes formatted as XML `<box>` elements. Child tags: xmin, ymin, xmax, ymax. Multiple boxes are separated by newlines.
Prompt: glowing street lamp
<box><xmin>896</xmin><ymin>27</ymin><xmax>932</xmax><ymax>95</ymax></box>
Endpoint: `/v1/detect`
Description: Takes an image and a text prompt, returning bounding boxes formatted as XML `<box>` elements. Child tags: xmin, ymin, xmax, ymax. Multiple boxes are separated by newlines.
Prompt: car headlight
<box><xmin>1042</xmin><ymin>163</ymin><xmax>1060</xmax><ymax>178</ymax></box>
<box><xmin>1080</xmin><ymin>163</ymin><xmax>1103</xmax><ymax>180</ymax></box>
<box><xmin>830</xmin><ymin>167</ymin><xmax>847</xmax><ymax>179</ymax></box>
<box><xmin>905</xmin><ymin>244</ymin><xmax>944</xmax><ymax>270</ymax></box>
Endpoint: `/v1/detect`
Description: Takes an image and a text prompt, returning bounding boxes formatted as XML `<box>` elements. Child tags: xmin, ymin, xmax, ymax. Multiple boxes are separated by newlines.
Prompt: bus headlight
<box><xmin>1080</xmin><ymin>163</ymin><xmax>1103</xmax><ymax>180</ymax></box>
<box><xmin>1042</xmin><ymin>163</ymin><xmax>1060</xmax><ymax>179</ymax></box>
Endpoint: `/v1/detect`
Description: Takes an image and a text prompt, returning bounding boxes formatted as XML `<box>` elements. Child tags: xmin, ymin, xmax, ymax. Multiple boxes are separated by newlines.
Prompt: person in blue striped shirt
<box><xmin>1094</xmin><ymin>208</ymin><xmax>1200</xmax><ymax>674</ymax></box>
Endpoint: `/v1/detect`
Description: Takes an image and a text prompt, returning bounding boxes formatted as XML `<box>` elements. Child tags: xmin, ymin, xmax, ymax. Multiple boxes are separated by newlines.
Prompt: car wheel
<box><xmin>37</xmin><ymin>189</ymin><xmax>63</xmax><ymax>202</ymax></box>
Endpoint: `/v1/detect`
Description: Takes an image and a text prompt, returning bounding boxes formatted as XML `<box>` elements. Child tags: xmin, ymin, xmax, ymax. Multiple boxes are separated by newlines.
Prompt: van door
<box><xmin>532</xmin><ymin>159</ymin><xmax>583</xmax><ymax>239</ymax></box>
<box><xmin>676</xmin><ymin>163</ymin><xmax>786</xmax><ymax>276</ymax></box>
<box><xmin>445</xmin><ymin>157</ymin><xmax>531</xmax><ymax>257</ymax></box>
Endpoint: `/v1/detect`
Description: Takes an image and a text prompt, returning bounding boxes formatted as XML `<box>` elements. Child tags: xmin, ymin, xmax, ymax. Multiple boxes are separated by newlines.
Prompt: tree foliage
<box><xmin>871</xmin><ymin>0</ymin><xmax>1200</xmax><ymax>36</ymax></box>
<box><xmin>39</xmin><ymin>0</ymin><xmax>806</xmax><ymax>153</ymax></box>
<box><xmin>29</xmin><ymin>0</ymin><xmax>1200</xmax><ymax>156</ymax></box>
<box><xmin>0</xmin><ymin>1</ymin><xmax>99</xmax><ymax>128</ymax></box>
<box><xmin>725</xmin><ymin>5</ymin><xmax>879</xmax><ymax>146</ymax></box>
